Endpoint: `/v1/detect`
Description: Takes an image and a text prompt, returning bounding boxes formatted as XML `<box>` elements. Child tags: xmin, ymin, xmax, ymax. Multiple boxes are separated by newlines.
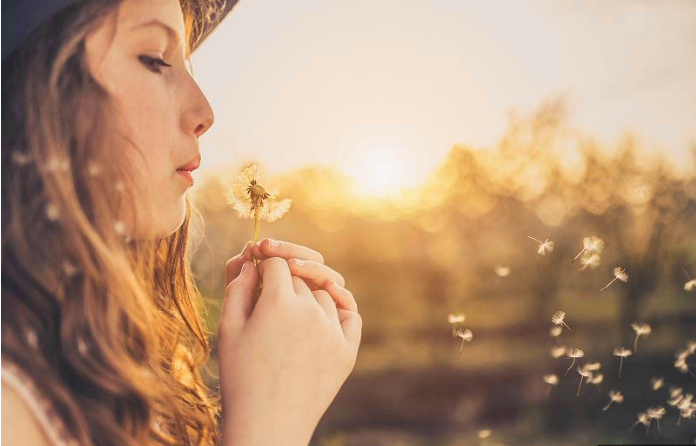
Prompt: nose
<box><xmin>182</xmin><ymin>75</ymin><xmax>215</xmax><ymax>138</ymax></box>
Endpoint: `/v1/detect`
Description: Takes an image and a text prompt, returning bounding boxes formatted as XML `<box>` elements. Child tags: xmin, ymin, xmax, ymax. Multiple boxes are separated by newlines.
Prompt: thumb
<box><xmin>220</xmin><ymin>261</ymin><xmax>259</xmax><ymax>334</ymax></box>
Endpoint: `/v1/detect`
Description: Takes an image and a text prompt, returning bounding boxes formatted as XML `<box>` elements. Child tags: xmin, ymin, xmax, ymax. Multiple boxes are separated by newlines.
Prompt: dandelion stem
<box><xmin>618</xmin><ymin>358</ymin><xmax>623</xmax><ymax>378</ymax></box>
<box><xmin>603</xmin><ymin>401</ymin><xmax>613</xmax><ymax>411</ymax></box>
<box><xmin>600</xmin><ymin>277</ymin><xmax>617</xmax><ymax>291</ymax></box>
<box><xmin>633</xmin><ymin>335</ymin><xmax>639</xmax><ymax>353</ymax></box>
<box><xmin>565</xmin><ymin>358</ymin><xmax>575</xmax><ymax>375</ymax></box>
<box><xmin>576</xmin><ymin>377</ymin><xmax>583</xmax><ymax>396</ymax></box>
<box><xmin>572</xmin><ymin>248</ymin><xmax>585</xmax><ymax>263</ymax></box>
<box><xmin>459</xmin><ymin>339</ymin><xmax>464</xmax><ymax>356</ymax></box>
<box><xmin>527</xmin><ymin>236</ymin><xmax>542</xmax><ymax>244</ymax></box>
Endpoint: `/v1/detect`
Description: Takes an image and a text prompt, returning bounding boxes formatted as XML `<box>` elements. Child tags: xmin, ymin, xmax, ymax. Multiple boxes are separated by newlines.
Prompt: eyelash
<box><xmin>138</xmin><ymin>55</ymin><xmax>172</xmax><ymax>74</ymax></box>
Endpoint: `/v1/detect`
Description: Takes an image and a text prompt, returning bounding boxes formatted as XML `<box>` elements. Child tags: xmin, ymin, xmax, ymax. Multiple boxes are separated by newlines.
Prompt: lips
<box><xmin>177</xmin><ymin>154</ymin><xmax>201</xmax><ymax>172</ymax></box>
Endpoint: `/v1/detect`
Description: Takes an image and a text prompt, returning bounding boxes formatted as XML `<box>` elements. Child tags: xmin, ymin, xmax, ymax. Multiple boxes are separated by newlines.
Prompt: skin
<box><xmin>85</xmin><ymin>0</ymin><xmax>213</xmax><ymax>238</ymax></box>
<box><xmin>80</xmin><ymin>1</ymin><xmax>363</xmax><ymax>445</ymax></box>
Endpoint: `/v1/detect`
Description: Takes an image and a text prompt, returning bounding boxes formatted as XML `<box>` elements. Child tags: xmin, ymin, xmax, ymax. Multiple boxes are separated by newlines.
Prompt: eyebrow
<box><xmin>131</xmin><ymin>19</ymin><xmax>182</xmax><ymax>46</ymax></box>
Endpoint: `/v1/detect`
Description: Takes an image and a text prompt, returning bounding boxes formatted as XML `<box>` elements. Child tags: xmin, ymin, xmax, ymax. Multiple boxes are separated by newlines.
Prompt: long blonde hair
<box><xmin>1</xmin><ymin>1</ymin><xmax>226</xmax><ymax>444</ymax></box>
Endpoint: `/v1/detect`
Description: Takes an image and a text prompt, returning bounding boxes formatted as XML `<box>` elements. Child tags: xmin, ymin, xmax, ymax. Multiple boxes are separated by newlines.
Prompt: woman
<box><xmin>1</xmin><ymin>0</ymin><xmax>362</xmax><ymax>445</ymax></box>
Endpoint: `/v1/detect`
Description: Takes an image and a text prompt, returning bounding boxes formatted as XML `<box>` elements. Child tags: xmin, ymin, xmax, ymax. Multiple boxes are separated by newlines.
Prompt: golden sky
<box><xmin>191</xmin><ymin>0</ymin><xmax>696</xmax><ymax>196</ymax></box>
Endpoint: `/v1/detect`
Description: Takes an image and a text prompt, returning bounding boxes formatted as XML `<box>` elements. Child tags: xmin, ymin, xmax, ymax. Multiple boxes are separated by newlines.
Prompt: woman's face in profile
<box><xmin>85</xmin><ymin>0</ymin><xmax>214</xmax><ymax>239</ymax></box>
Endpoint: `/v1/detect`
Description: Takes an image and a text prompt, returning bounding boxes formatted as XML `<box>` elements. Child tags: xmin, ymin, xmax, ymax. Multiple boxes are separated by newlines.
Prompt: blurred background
<box><xmin>188</xmin><ymin>1</ymin><xmax>696</xmax><ymax>445</ymax></box>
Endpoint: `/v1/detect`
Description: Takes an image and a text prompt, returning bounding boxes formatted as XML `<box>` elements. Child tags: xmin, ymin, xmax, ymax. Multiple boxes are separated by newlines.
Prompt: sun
<box><xmin>342</xmin><ymin>143</ymin><xmax>415</xmax><ymax>198</ymax></box>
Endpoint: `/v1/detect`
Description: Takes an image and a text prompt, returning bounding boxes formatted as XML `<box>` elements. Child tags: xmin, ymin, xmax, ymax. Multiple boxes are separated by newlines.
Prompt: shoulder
<box><xmin>2</xmin><ymin>380</ymin><xmax>53</xmax><ymax>446</ymax></box>
<box><xmin>1</xmin><ymin>359</ymin><xmax>74</xmax><ymax>446</ymax></box>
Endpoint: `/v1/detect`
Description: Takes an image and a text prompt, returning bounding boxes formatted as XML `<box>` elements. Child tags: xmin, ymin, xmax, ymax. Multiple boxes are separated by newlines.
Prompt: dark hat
<box><xmin>1</xmin><ymin>0</ymin><xmax>239</xmax><ymax>60</ymax></box>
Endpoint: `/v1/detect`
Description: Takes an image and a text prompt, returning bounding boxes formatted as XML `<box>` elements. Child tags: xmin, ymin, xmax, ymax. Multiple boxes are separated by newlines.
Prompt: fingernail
<box><xmin>268</xmin><ymin>238</ymin><xmax>279</xmax><ymax>248</ymax></box>
<box><xmin>293</xmin><ymin>258</ymin><xmax>305</xmax><ymax>266</ymax></box>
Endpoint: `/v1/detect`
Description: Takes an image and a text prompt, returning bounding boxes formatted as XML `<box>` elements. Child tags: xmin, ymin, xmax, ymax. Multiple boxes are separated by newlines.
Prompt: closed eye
<box><xmin>138</xmin><ymin>55</ymin><xmax>172</xmax><ymax>74</ymax></box>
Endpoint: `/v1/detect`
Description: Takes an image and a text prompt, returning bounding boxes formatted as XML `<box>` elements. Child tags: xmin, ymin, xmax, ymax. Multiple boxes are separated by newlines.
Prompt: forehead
<box><xmin>117</xmin><ymin>0</ymin><xmax>185</xmax><ymax>42</ymax></box>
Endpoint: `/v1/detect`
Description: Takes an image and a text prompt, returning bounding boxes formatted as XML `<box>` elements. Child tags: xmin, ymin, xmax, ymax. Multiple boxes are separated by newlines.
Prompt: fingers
<box><xmin>250</xmin><ymin>238</ymin><xmax>325</xmax><ymax>264</ymax></box>
<box><xmin>291</xmin><ymin>275</ymin><xmax>313</xmax><ymax>298</ymax></box>
<box><xmin>313</xmin><ymin>289</ymin><xmax>340</xmax><ymax>325</ymax></box>
<box><xmin>220</xmin><ymin>261</ymin><xmax>259</xmax><ymax>333</ymax></box>
<box><xmin>257</xmin><ymin>257</ymin><xmax>294</xmax><ymax>299</ymax></box>
<box><xmin>225</xmin><ymin>241</ymin><xmax>254</xmax><ymax>286</ymax></box>
<box><xmin>337</xmin><ymin>308</ymin><xmax>362</xmax><ymax>351</ymax></box>
<box><xmin>287</xmin><ymin>258</ymin><xmax>345</xmax><ymax>289</ymax></box>
<box><xmin>325</xmin><ymin>280</ymin><xmax>358</xmax><ymax>313</ymax></box>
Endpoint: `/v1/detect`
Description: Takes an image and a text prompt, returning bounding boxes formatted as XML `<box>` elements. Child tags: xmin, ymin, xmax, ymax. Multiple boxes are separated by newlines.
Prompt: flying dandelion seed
<box><xmin>601</xmin><ymin>267</ymin><xmax>629</xmax><ymax>291</ymax></box>
<box><xmin>603</xmin><ymin>390</ymin><xmax>624</xmax><ymax>411</ymax></box>
<box><xmin>227</xmin><ymin>162</ymin><xmax>292</xmax><ymax>244</ymax></box>
<box><xmin>115</xmin><ymin>181</ymin><xmax>125</xmax><ymax>193</ymax></box>
<box><xmin>585</xmin><ymin>362</ymin><xmax>602</xmax><ymax>372</ymax></box>
<box><xmin>678</xmin><ymin>405</ymin><xmax>695</xmax><ymax>425</ymax></box>
<box><xmin>576</xmin><ymin>364</ymin><xmax>594</xmax><ymax>396</ymax></box>
<box><xmin>527</xmin><ymin>236</ymin><xmax>555</xmax><ymax>256</ymax></box>
<box><xmin>46</xmin><ymin>203</ymin><xmax>60</xmax><ymax>221</ymax></box>
<box><xmin>552</xmin><ymin>311</ymin><xmax>571</xmax><ymax>331</ymax></box>
<box><xmin>448</xmin><ymin>313</ymin><xmax>465</xmax><ymax>324</ymax></box>
<box><xmin>452</xmin><ymin>327</ymin><xmax>473</xmax><ymax>355</ymax></box>
<box><xmin>687</xmin><ymin>340</ymin><xmax>696</xmax><ymax>355</ymax></box>
<box><xmin>613</xmin><ymin>347</ymin><xmax>632</xmax><ymax>378</ymax></box>
<box><xmin>477</xmin><ymin>429</ymin><xmax>492</xmax><ymax>440</ymax></box>
<box><xmin>651</xmin><ymin>377</ymin><xmax>664</xmax><ymax>391</ymax></box>
<box><xmin>631</xmin><ymin>323</ymin><xmax>651</xmax><ymax>353</ymax></box>
<box><xmin>550</xmin><ymin>326</ymin><xmax>563</xmax><ymax>339</ymax></box>
<box><xmin>43</xmin><ymin>156</ymin><xmax>70</xmax><ymax>173</ymax></box>
<box><xmin>494</xmin><ymin>265</ymin><xmax>510</xmax><ymax>277</ymax></box>
<box><xmin>674</xmin><ymin>394</ymin><xmax>695</xmax><ymax>425</ymax></box>
<box><xmin>543</xmin><ymin>374</ymin><xmax>558</xmax><ymax>397</ymax></box>
<box><xmin>551</xmin><ymin>346</ymin><xmax>567</xmax><ymax>359</ymax></box>
<box><xmin>565</xmin><ymin>348</ymin><xmax>585</xmax><ymax>375</ymax></box>
<box><xmin>573</xmin><ymin>236</ymin><xmax>605</xmax><ymax>263</ymax></box>
<box><xmin>589</xmin><ymin>373</ymin><xmax>604</xmax><ymax>388</ymax></box>
<box><xmin>674</xmin><ymin>349</ymin><xmax>695</xmax><ymax>377</ymax></box>
<box><xmin>629</xmin><ymin>411</ymin><xmax>651</xmax><ymax>435</ymax></box>
<box><xmin>646</xmin><ymin>406</ymin><xmax>666</xmax><ymax>433</ymax></box>
<box><xmin>579</xmin><ymin>253</ymin><xmax>601</xmax><ymax>271</ymax></box>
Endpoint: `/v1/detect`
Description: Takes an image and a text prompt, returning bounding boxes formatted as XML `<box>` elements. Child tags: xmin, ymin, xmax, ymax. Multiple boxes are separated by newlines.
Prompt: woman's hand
<box><xmin>218</xmin><ymin>256</ymin><xmax>362</xmax><ymax>446</ymax></box>
<box><xmin>225</xmin><ymin>239</ymin><xmax>357</xmax><ymax>311</ymax></box>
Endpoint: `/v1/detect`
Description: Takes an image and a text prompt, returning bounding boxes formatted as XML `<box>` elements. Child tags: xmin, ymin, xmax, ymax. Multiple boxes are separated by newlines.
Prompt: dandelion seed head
<box><xmin>580</xmin><ymin>253</ymin><xmax>601</xmax><ymax>270</ymax></box>
<box><xmin>609</xmin><ymin>390</ymin><xmax>624</xmax><ymax>403</ymax></box>
<box><xmin>636</xmin><ymin>412</ymin><xmax>650</xmax><ymax>426</ymax></box>
<box><xmin>651</xmin><ymin>377</ymin><xmax>664</xmax><ymax>391</ymax></box>
<box><xmin>631</xmin><ymin>323</ymin><xmax>651</xmax><ymax>336</ymax></box>
<box><xmin>532</xmin><ymin>237</ymin><xmax>555</xmax><ymax>255</ymax></box>
<box><xmin>583</xmin><ymin>236</ymin><xmax>605</xmax><ymax>253</ymax></box>
<box><xmin>646</xmin><ymin>406</ymin><xmax>666</xmax><ymax>420</ymax></box>
<box><xmin>567</xmin><ymin>348</ymin><xmax>585</xmax><ymax>359</ymax></box>
<box><xmin>551</xmin><ymin>346</ymin><xmax>567</xmax><ymax>358</ymax></box>
<box><xmin>613</xmin><ymin>347</ymin><xmax>633</xmax><ymax>358</ymax></box>
<box><xmin>448</xmin><ymin>313</ymin><xmax>465</xmax><ymax>324</ymax></box>
<box><xmin>550</xmin><ymin>326</ymin><xmax>563</xmax><ymax>337</ymax></box>
<box><xmin>543</xmin><ymin>374</ymin><xmax>559</xmax><ymax>385</ymax></box>
<box><xmin>577</xmin><ymin>365</ymin><xmax>594</xmax><ymax>379</ymax></box>
<box><xmin>670</xmin><ymin>387</ymin><xmax>684</xmax><ymax>400</ymax></box>
<box><xmin>227</xmin><ymin>162</ymin><xmax>292</xmax><ymax>222</ymax></box>
<box><xmin>551</xmin><ymin>311</ymin><xmax>567</xmax><ymax>326</ymax></box>
<box><xmin>685</xmin><ymin>280</ymin><xmax>696</xmax><ymax>292</ymax></box>
<box><xmin>453</xmin><ymin>327</ymin><xmax>473</xmax><ymax>342</ymax></box>
<box><xmin>494</xmin><ymin>265</ymin><xmax>510</xmax><ymax>277</ymax></box>
<box><xmin>613</xmin><ymin>267</ymin><xmax>629</xmax><ymax>282</ymax></box>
